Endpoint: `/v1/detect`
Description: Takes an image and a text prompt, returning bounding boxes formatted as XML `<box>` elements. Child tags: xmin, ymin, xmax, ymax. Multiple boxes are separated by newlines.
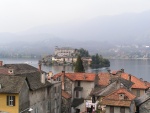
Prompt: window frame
<box><xmin>7</xmin><ymin>95</ymin><xmax>15</xmax><ymax>106</ymax></box>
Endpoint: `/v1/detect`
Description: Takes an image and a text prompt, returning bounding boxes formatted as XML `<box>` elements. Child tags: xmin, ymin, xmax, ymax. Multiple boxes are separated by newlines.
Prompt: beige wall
<box><xmin>131</xmin><ymin>89</ymin><xmax>145</xmax><ymax>97</ymax></box>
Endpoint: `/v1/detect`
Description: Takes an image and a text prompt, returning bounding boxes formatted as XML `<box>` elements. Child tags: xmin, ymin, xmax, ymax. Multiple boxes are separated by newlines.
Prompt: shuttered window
<box><xmin>7</xmin><ymin>96</ymin><xmax>15</xmax><ymax>106</ymax></box>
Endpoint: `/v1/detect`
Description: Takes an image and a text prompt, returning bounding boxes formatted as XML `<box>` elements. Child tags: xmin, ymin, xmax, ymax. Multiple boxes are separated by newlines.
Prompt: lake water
<box><xmin>0</xmin><ymin>58</ymin><xmax>149</xmax><ymax>81</ymax></box>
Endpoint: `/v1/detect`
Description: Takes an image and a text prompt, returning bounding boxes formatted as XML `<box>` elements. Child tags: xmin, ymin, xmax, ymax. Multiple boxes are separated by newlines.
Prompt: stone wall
<box><xmin>139</xmin><ymin>99</ymin><xmax>150</xmax><ymax>113</ymax></box>
<box><xmin>19</xmin><ymin>81</ymin><xmax>29</xmax><ymax>112</ymax></box>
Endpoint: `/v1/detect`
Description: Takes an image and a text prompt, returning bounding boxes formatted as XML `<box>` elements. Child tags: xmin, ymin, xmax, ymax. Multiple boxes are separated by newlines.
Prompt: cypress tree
<box><xmin>74</xmin><ymin>55</ymin><xmax>85</xmax><ymax>72</ymax></box>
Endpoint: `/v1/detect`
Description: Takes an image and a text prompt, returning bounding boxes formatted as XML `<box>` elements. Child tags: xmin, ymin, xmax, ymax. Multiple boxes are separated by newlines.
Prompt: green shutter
<box><xmin>13</xmin><ymin>96</ymin><xmax>15</xmax><ymax>106</ymax></box>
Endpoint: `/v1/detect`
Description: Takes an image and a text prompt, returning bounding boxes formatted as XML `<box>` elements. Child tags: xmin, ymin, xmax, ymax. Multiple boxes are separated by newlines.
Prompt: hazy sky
<box><xmin>1</xmin><ymin>0</ymin><xmax>150</xmax><ymax>33</ymax></box>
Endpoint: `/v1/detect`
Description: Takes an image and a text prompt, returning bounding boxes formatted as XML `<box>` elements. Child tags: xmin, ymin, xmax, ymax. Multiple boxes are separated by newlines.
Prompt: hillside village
<box><xmin>0</xmin><ymin>60</ymin><xmax>149</xmax><ymax>113</ymax></box>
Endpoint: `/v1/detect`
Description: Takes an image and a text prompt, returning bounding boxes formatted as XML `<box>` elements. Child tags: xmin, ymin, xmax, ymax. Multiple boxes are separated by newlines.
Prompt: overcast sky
<box><xmin>1</xmin><ymin>0</ymin><xmax>150</xmax><ymax>33</ymax></box>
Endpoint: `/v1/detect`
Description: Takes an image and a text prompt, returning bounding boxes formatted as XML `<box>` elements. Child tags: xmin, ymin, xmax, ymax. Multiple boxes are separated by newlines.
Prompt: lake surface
<box><xmin>0</xmin><ymin>58</ymin><xmax>149</xmax><ymax>81</ymax></box>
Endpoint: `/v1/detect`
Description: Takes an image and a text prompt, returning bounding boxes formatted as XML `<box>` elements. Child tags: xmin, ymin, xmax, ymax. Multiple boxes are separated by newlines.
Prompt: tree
<box><xmin>78</xmin><ymin>48</ymin><xmax>90</xmax><ymax>57</ymax></box>
<box><xmin>91</xmin><ymin>53</ymin><xmax>110</xmax><ymax>68</ymax></box>
<box><xmin>74</xmin><ymin>55</ymin><xmax>85</xmax><ymax>72</ymax></box>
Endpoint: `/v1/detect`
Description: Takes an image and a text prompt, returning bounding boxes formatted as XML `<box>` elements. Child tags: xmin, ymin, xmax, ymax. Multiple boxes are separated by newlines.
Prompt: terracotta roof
<box><xmin>104</xmin><ymin>88</ymin><xmax>136</xmax><ymax>101</ymax></box>
<box><xmin>121</xmin><ymin>73</ymin><xmax>148</xmax><ymax>89</ymax></box>
<box><xmin>102</xmin><ymin>100</ymin><xmax>132</xmax><ymax>107</ymax></box>
<box><xmin>144</xmin><ymin>81</ymin><xmax>150</xmax><ymax>88</ymax></box>
<box><xmin>62</xmin><ymin>90</ymin><xmax>71</xmax><ymax>99</ymax></box>
<box><xmin>0</xmin><ymin>67</ymin><xmax>9</xmax><ymax>75</ymax></box>
<box><xmin>0</xmin><ymin>75</ymin><xmax>26</xmax><ymax>93</ymax></box>
<box><xmin>98</xmin><ymin>72</ymin><xmax>110</xmax><ymax>86</ymax></box>
<box><xmin>53</xmin><ymin>72</ymin><xmax>96</xmax><ymax>81</ymax></box>
<box><xmin>101</xmin><ymin>88</ymin><xmax>136</xmax><ymax>107</ymax></box>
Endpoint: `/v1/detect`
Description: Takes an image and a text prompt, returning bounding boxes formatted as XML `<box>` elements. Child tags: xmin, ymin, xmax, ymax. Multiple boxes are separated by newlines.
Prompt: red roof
<box><xmin>104</xmin><ymin>88</ymin><xmax>136</xmax><ymax>101</ymax></box>
<box><xmin>101</xmin><ymin>88</ymin><xmax>136</xmax><ymax>107</ymax></box>
<box><xmin>53</xmin><ymin>72</ymin><xmax>96</xmax><ymax>81</ymax></box>
<box><xmin>98</xmin><ymin>71</ymin><xmax>148</xmax><ymax>89</ymax></box>
<box><xmin>121</xmin><ymin>73</ymin><xmax>148</xmax><ymax>89</ymax></box>
<box><xmin>62</xmin><ymin>90</ymin><xmax>71</xmax><ymax>99</ymax></box>
<box><xmin>0</xmin><ymin>68</ymin><xmax>9</xmax><ymax>75</ymax></box>
<box><xmin>98</xmin><ymin>72</ymin><xmax>110</xmax><ymax>86</ymax></box>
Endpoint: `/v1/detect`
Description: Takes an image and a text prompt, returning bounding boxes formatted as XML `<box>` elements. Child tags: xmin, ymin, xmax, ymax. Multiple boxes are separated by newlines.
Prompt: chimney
<box><xmin>129</xmin><ymin>74</ymin><xmax>131</xmax><ymax>81</ymax></box>
<box><xmin>121</xmin><ymin>68</ymin><xmax>124</xmax><ymax>73</ymax></box>
<box><xmin>107</xmin><ymin>69</ymin><xmax>111</xmax><ymax>74</ymax></box>
<box><xmin>62</xmin><ymin>71</ymin><xmax>65</xmax><ymax>90</ymax></box>
<box><xmin>41</xmin><ymin>73</ymin><xmax>46</xmax><ymax>84</ymax></box>
<box><xmin>0</xmin><ymin>61</ymin><xmax>3</xmax><ymax>66</ymax></box>
<box><xmin>38</xmin><ymin>63</ymin><xmax>41</xmax><ymax>72</ymax></box>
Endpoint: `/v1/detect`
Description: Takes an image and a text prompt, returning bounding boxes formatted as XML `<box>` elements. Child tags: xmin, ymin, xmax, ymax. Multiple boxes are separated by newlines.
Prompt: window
<box><xmin>47</xmin><ymin>101</ymin><xmax>50</xmax><ymax>111</ymax></box>
<box><xmin>7</xmin><ymin>96</ymin><xmax>15</xmax><ymax>106</ymax></box>
<box><xmin>35</xmin><ymin>108</ymin><xmax>38</xmax><ymax>113</ymax></box>
<box><xmin>76</xmin><ymin>91</ymin><xmax>79</xmax><ymax>98</ymax></box>
<box><xmin>110</xmin><ymin>106</ymin><xmax>114</xmax><ymax>113</ymax></box>
<box><xmin>120</xmin><ymin>107</ymin><xmax>125</xmax><ymax>113</ymax></box>
<box><xmin>77</xmin><ymin>81</ymin><xmax>80</xmax><ymax>86</ymax></box>
<box><xmin>137</xmin><ymin>90</ymin><xmax>140</xmax><ymax>97</ymax></box>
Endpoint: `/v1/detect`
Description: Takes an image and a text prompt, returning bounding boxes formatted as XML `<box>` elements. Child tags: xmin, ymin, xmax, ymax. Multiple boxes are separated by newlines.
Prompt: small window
<box><xmin>47</xmin><ymin>101</ymin><xmax>50</xmax><ymax>111</ymax></box>
<box><xmin>77</xmin><ymin>81</ymin><xmax>80</xmax><ymax>86</ymax></box>
<box><xmin>7</xmin><ymin>96</ymin><xmax>15</xmax><ymax>106</ymax></box>
<box><xmin>76</xmin><ymin>91</ymin><xmax>79</xmax><ymax>98</ymax></box>
<box><xmin>35</xmin><ymin>108</ymin><xmax>38</xmax><ymax>113</ymax></box>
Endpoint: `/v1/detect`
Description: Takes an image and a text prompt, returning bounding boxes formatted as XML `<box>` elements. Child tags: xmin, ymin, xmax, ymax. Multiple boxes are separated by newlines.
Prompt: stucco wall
<box><xmin>0</xmin><ymin>93</ymin><xmax>19</xmax><ymax>113</ymax></box>
<box><xmin>132</xmin><ymin>89</ymin><xmax>145</xmax><ymax>97</ymax></box>
<box><xmin>81</xmin><ymin>81</ymin><xmax>94</xmax><ymax>99</ymax></box>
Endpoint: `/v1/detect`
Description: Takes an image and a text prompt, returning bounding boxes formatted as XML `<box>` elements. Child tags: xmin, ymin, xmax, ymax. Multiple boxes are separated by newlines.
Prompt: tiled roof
<box><xmin>71</xmin><ymin>98</ymin><xmax>84</xmax><ymax>107</ymax></box>
<box><xmin>144</xmin><ymin>81</ymin><xmax>150</xmax><ymax>88</ymax></box>
<box><xmin>98</xmin><ymin>72</ymin><xmax>110</xmax><ymax>86</ymax></box>
<box><xmin>0</xmin><ymin>67</ymin><xmax>9</xmax><ymax>75</ymax></box>
<box><xmin>16</xmin><ymin>72</ymin><xmax>52</xmax><ymax>90</ymax></box>
<box><xmin>101</xmin><ymin>88</ymin><xmax>136</xmax><ymax>107</ymax></box>
<box><xmin>98</xmin><ymin>71</ymin><xmax>149</xmax><ymax>89</ymax></box>
<box><xmin>62</xmin><ymin>90</ymin><xmax>71</xmax><ymax>99</ymax></box>
<box><xmin>121</xmin><ymin>73</ymin><xmax>148</xmax><ymax>89</ymax></box>
<box><xmin>53</xmin><ymin>72</ymin><xmax>96</xmax><ymax>81</ymax></box>
<box><xmin>3</xmin><ymin>64</ymin><xmax>39</xmax><ymax>74</ymax></box>
<box><xmin>0</xmin><ymin>75</ymin><xmax>26</xmax><ymax>93</ymax></box>
<box><xmin>111</xmin><ymin>77</ymin><xmax>134</xmax><ymax>89</ymax></box>
<box><xmin>101</xmin><ymin>100</ymin><xmax>131</xmax><ymax>107</ymax></box>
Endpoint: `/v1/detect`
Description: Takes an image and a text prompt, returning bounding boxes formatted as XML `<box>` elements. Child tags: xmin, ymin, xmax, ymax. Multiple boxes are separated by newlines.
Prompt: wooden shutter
<box><xmin>120</xmin><ymin>107</ymin><xmax>125</xmax><ymax>113</ymax></box>
<box><xmin>110</xmin><ymin>106</ymin><xmax>114</xmax><ymax>113</ymax></box>
<box><xmin>7</xmin><ymin>96</ymin><xmax>9</xmax><ymax>105</ymax></box>
<box><xmin>13</xmin><ymin>96</ymin><xmax>15</xmax><ymax>106</ymax></box>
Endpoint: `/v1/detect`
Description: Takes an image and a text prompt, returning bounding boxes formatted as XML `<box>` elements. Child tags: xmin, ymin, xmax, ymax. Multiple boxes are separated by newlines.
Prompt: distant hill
<box><xmin>0</xmin><ymin>10</ymin><xmax>150</xmax><ymax>56</ymax></box>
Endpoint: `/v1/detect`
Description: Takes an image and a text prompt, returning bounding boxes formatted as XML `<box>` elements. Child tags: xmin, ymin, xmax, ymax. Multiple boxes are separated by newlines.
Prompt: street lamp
<box><xmin>20</xmin><ymin>108</ymin><xmax>33</xmax><ymax>113</ymax></box>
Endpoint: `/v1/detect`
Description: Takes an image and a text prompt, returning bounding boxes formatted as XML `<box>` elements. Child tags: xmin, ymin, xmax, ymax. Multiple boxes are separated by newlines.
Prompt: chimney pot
<box><xmin>38</xmin><ymin>63</ymin><xmax>41</xmax><ymax>72</ymax></box>
<box><xmin>0</xmin><ymin>61</ymin><xmax>3</xmax><ymax>66</ymax></box>
<box><xmin>61</xmin><ymin>71</ymin><xmax>65</xmax><ymax>90</ymax></box>
<box><xmin>41</xmin><ymin>73</ymin><xmax>46</xmax><ymax>84</ymax></box>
